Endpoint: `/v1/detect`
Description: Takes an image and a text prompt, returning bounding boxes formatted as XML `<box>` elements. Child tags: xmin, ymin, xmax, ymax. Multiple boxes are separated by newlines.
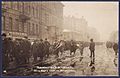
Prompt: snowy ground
<box><xmin>4</xmin><ymin>44</ymin><xmax>118</xmax><ymax>76</ymax></box>
<box><xmin>44</xmin><ymin>44</ymin><xmax>118</xmax><ymax>76</ymax></box>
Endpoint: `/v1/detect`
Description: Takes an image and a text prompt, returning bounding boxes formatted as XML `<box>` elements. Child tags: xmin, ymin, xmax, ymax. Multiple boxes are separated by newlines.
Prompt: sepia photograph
<box><xmin>1</xmin><ymin>1</ymin><xmax>119</xmax><ymax>76</ymax></box>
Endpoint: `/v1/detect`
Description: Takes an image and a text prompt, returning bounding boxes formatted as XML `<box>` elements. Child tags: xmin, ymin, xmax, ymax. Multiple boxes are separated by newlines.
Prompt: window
<box><xmin>9</xmin><ymin>17</ymin><xmax>13</xmax><ymax>31</ymax></box>
<box><xmin>36</xmin><ymin>8</ymin><xmax>37</xmax><ymax>18</ymax></box>
<box><xmin>32</xmin><ymin>23</ymin><xmax>35</xmax><ymax>35</ymax></box>
<box><xmin>33</xmin><ymin>7</ymin><xmax>34</xmax><ymax>16</ymax></box>
<box><xmin>13</xmin><ymin>2</ymin><xmax>17</xmax><ymax>10</ymax></box>
<box><xmin>28</xmin><ymin>5</ymin><xmax>30</xmax><ymax>14</ymax></box>
<box><xmin>37</xmin><ymin>8</ymin><xmax>39</xmax><ymax>18</ymax></box>
<box><xmin>19</xmin><ymin>3</ymin><xmax>22</xmax><ymax>12</ymax></box>
<box><xmin>45</xmin><ymin>13</ymin><xmax>49</xmax><ymax>24</ymax></box>
<box><xmin>36</xmin><ymin>24</ymin><xmax>39</xmax><ymax>35</ymax></box>
<box><xmin>34</xmin><ymin>25</ymin><xmax>36</xmax><ymax>34</ymax></box>
<box><xmin>22</xmin><ymin>2</ymin><xmax>24</xmax><ymax>13</ymax></box>
<box><xmin>7</xmin><ymin>2</ymin><xmax>11</xmax><ymax>9</ymax></box>
<box><xmin>21</xmin><ymin>23</ymin><xmax>24</xmax><ymax>33</ymax></box>
<box><xmin>2</xmin><ymin>16</ymin><xmax>5</xmax><ymax>30</ymax></box>
<box><xmin>10</xmin><ymin>2</ymin><xmax>13</xmax><ymax>9</ymax></box>
<box><xmin>27</xmin><ymin>22</ymin><xmax>30</xmax><ymax>35</ymax></box>
<box><xmin>17</xmin><ymin>2</ymin><xmax>20</xmax><ymax>10</ymax></box>
<box><xmin>15</xmin><ymin>19</ymin><xmax>19</xmax><ymax>32</ymax></box>
<box><xmin>30</xmin><ymin>23</ymin><xmax>32</xmax><ymax>35</ymax></box>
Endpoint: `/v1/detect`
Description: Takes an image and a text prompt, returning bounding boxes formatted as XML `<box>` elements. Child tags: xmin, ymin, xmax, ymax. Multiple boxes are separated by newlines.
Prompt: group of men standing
<box><xmin>2</xmin><ymin>33</ymin><xmax>32</xmax><ymax>70</ymax></box>
<box><xmin>31</xmin><ymin>38</ymin><xmax>50</xmax><ymax>62</ymax></box>
<box><xmin>2</xmin><ymin>33</ymin><xmax>51</xmax><ymax>71</ymax></box>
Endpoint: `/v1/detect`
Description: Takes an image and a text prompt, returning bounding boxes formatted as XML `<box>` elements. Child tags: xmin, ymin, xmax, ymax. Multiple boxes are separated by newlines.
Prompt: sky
<box><xmin>62</xmin><ymin>2</ymin><xmax>119</xmax><ymax>41</ymax></box>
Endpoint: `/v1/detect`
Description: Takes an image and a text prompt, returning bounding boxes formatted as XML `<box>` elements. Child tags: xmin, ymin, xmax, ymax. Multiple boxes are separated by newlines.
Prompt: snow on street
<box><xmin>45</xmin><ymin>44</ymin><xmax>118</xmax><ymax>76</ymax></box>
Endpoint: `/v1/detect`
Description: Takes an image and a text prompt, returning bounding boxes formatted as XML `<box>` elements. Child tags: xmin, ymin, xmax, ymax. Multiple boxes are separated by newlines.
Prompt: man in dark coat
<box><xmin>22</xmin><ymin>36</ymin><xmax>31</xmax><ymax>64</ymax></box>
<box><xmin>38</xmin><ymin>39</ymin><xmax>45</xmax><ymax>61</ymax></box>
<box><xmin>2</xmin><ymin>33</ymin><xmax>11</xmax><ymax>71</ymax></box>
<box><xmin>80</xmin><ymin>42</ymin><xmax>84</xmax><ymax>56</ymax></box>
<box><xmin>53</xmin><ymin>40</ymin><xmax>59</xmax><ymax>57</ymax></box>
<box><xmin>89</xmin><ymin>39</ymin><xmax>95</xmax><ymax>58</ymax></box>
<box><xmin>44</xmin><ymin>38</ymin><xmax>50</xmax><ymax>58</ymax></box>
<box><xmin>6</xmin><ymin>37</ymin><xmax>14</xmax><ymax>63</ymax></box>
<box><xmin>89</xmin><ymin>38</ymin><xmax>95</xmax><ymax>66</ymax></box>
<box><xmin>18</xmin><ymin>39</ymin><xmax>25</xmax><ymax>64</ymax></box>
<box><xmin>70</xmin><ymin>40</ymin><xmax>77</xmax><ymax>55</ymax></box>
<box><xmin>113</xmin><ymin>43</ymin><xmax>118</xmax><ymax>56</ymax></box>
<box><xmin>31</xmin><ymin>40</ymin><xmax>39</xmax><ymax>63</ymax></box>
<box><xmin>13</xmin><ymin>39</ymin><xmax>21</xmax><ymax>66</ymax></box>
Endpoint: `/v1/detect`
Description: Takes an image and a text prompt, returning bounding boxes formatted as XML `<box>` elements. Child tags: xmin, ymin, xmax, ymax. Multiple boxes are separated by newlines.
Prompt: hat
<box><xmin>90</xmin><ymin>38</ymin><xmax>93</xmax><ymax>41</ymax></box>
<box><xmin>45</xmin><ymin>38</ymin><xmax>47</xmax><ymax>40</ymax></box>
<box><xmin>2</xmin><ymin>33</ymin><xmax>6</xmax><ymax>37</ymax></box>
<box><xmin>24</xmin><ymin>36</ymin><xmax>28</xmax><ymax>39</ymax></box>
<box><xmin>40</xmin><ymin>39</ymin><xmax>43</xmax><ymax>41</ymax></box>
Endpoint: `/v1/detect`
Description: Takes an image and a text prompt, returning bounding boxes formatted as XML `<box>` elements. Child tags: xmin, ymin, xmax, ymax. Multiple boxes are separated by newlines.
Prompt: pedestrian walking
<box><xmin>89</xmin><ymin>38</ymin><xmax>95</xmax><ymax>66</ymax></box>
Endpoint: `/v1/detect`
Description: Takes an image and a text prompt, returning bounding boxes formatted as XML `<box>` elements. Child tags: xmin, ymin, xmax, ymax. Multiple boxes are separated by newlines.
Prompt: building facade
<box><xmin>2</xmin><ymin>1</ymin><xmax>64</xmax><ymax>43</ymax></box>
<box><xmin>63</xmin><ymin>16</ymin><xmax>89</xmax><ymax>41</ymax></box>
<box><xmin>109</xmin><ymin>30</ymin><xmax>118</xmax><ymax>42</ymax></box>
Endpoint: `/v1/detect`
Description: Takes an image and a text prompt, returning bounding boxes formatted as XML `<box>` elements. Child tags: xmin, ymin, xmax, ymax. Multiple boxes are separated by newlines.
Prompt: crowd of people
<box><xmin>2</xmin><ymin>33</ymin><xmax>83</xmax><ymax>71</ymax></box>
<box><xmin>1</xmin><ymin>33</ymin><xmax>118</xmax><ymax>73</ymax></box>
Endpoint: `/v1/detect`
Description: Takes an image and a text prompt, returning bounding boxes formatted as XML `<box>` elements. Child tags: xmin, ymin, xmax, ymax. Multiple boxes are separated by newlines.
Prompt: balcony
<box><xmin>19</xmin><ymin>14</ymin><xmax>30</xmax><ymax>23</ymax></box>
<box><xmin>2</xmin><ymin>8</ymin><xmax>7</xmax><ymax>14</ymax></box>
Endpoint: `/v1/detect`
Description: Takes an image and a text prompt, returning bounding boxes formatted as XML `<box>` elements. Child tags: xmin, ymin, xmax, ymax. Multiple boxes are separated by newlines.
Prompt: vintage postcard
<box><xmin>1</xmin><ymin>1</ymin><xmax>119</xmax><ymax>76</ymax></box>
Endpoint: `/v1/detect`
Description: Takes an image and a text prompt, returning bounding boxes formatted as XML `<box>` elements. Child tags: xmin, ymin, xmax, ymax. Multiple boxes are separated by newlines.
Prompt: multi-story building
<box><xmin>109</xmin><ymin>30</ymin><xmax>118</xmax><ymax>42</ymax></box>
<box><xmin>63</xmin><ymin>16</ymin><xmax>89</xmax><ymax>41</ymax></box>
<box><xmin>2</xmin><ymin>2</ymin><xmax>30</xmax><ymax>38</ymax></box>
<box><xmin>87</xmin><ymin>27</ymin><xmax>100</xmax><ymax>42</ymax></box>
<box><xmin>2</xmin><ymin>1</ymin><xmax>64</xmax><ymax>43</ymax></box>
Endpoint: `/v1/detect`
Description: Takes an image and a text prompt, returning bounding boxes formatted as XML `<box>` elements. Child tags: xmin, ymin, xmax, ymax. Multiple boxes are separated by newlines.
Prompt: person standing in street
<box><xmin>2</xmin><ymin>33</ymin><xmax>9</xmax><ymax>71</ymax></box>
<box><xmin>113</xmin><ymin>42</ymin><xmax>118</xmax><ymax>57</ymax></box>
<box><xmin>44</xmin><ymin>38</ymin><xmax>50</xmax><ymax>58</ymax></box>
<box><xmin>89</xmin><ymin>38</ymin><xmax>95</xmax><ymax>66</ymax></box>
<box><xmin>80</xmin><ymin>42</ymin><xmax>84</xmax><ymax>56</ymax></box>
<box><xmin>2</xmin><ymin>33</ymin><xmax>14</xmax><ymax>71</ymax></box>
<box><xmin>38</xmin><ymin>39</ymin><xmax>45</xmax><ymax>61</ymax></box>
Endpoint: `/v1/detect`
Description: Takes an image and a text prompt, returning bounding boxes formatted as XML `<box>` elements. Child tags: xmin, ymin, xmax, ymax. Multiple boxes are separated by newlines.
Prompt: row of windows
<box><xmin>2</xmin><ymin>2</ymin><xmax>62</xmax><ymax>19</ymax></box>
<box><xmin>2</xmin><ymin>2</ymin><xmax>39</xmax><ymax>18</ymax></box>
<box><xmin>2</xmin><ymin>16</ymin><xmax>24</xmax><ymax>32</ymax></box>
<box><xmin>27</xmin><ymin>22</ymin><xmax>40</xmax><ymax>36</ymax></box>
<box><xmin>2</xmin><ymin>16</ymin><xmax>40</xmax><ymax>36</ymax></box>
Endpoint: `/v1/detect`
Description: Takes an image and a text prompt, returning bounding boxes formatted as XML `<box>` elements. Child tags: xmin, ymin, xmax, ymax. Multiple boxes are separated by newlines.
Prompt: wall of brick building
<box><xmin>2</xmin><ymin>2</ymin><xmax>64</xmax><ymax>42</ymax></box>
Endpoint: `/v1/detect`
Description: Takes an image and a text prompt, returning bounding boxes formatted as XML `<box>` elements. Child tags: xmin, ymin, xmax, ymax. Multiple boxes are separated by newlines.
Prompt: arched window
<box><xmin>17</xmin><ymin>2</ymin><xmax>20</xmax><ymax>10</ymax></box>
<box><xmin>33</xmin><ymin>7</ymin><xmax>35</xmax><ymax>16</ymax></box>
<box><xmin>15</xmin><ymin>19</ymin><xmax>19</xmax><ymax>32</ymax></box>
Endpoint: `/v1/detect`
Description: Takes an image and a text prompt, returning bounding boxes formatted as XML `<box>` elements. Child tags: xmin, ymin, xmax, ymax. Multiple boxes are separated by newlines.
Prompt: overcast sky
<box><xmin>62</xmin><ymin>1</ymin><xmax>118</xmax><ymax>41</ymax></box>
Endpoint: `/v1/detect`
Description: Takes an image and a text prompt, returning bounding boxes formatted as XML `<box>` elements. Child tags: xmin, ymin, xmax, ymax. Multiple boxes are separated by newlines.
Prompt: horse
<box><xmin>55</xmin><ymin>40</ymin><xmax>79</xmax><ymax>56</ymax></box>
